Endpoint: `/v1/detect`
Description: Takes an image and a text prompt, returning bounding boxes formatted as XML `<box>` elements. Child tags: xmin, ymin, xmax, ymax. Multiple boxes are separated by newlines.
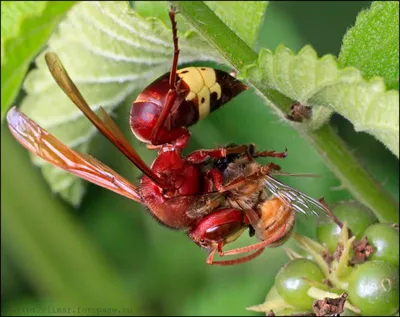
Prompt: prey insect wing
<box><xmin>160</xmin><ymin>192</ymin><xmax>226</xmax><ymax>220</ymax></box>
<box><xmin>264</xmin><ymin>175</ymin><xmax>331</xmax><ymax>221</ymax></box>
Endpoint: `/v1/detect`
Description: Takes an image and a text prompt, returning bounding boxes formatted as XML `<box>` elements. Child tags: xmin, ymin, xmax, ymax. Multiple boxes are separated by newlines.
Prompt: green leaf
<box><xmin>339</xmin><ymin>1</ymin><xmax>399</xmax><ymax>91</ymax></box>
<box><xmin>204</xmin><ymin>1</ymin><xmax>268</xmax><ymax>48</ymax></box>
<box><xmin>1</xmin><ymin>1</ymin><xmax>77</xmax><ymax>120</ymax></box>
<box><xmin>245</xmin><ymin>45</ymin><xmax>399</xmax><ymax>158</ymax></box>
<box><xmin>137</xmin><ymin>1</ymin><xmax>268</xmax><ymax>54</ymax></box>
<box><xmin>19</xmin><ymin>1</ymin><xmax>223</xmax><ymax>206</ymax></box>
<box><xmin>136</xmin><ymin>1</ymin><xmax>268</xmax><ymax>48</ymax></box>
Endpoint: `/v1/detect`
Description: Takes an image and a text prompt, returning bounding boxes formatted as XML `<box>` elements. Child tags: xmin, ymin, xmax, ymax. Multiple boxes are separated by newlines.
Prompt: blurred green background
<box><xmin>2</xmin><ymin>1</ymin><xmax>398</xmax><ymax>316</ymax></box>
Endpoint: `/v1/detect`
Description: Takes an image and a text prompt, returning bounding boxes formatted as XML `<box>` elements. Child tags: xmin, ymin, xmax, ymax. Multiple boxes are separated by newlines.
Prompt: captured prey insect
<box><xmin>129</xmin><ymin>6</ymin><xmax>248</xmax><ymax>150</ymax></box>
<box><xmin>187</xmin><ymin>144</ymin><xmax>334</xmax><ymax>265</ymax></box>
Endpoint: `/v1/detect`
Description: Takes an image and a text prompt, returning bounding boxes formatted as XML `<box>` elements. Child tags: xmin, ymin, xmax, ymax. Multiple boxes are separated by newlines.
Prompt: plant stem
<box><xmin>305</xmin><ymin>125</ymin><xmax>398</xmax><ymax>223</ymax></box>
<box><xmin>172</xmin><ymin>1</ymin><xmax>258</xmax><ymax>69</ymax></box>
<box><xmin>173</xmin><ymin>1</ymin><xmax>399</xmax><ymax>223</ymax></box>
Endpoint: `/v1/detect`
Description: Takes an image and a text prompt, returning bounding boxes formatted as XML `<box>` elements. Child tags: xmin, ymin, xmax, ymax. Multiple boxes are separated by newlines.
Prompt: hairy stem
<box><xmin>172</xmin><ymin>1</ymin><xmax>399</xmax><ymax>223</ymax></box>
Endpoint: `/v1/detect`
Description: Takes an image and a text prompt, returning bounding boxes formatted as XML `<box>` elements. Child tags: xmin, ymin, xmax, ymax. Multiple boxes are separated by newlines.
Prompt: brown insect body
<box><xmin>217</xmin><ymin>152</ymin><xmax>295</xmax><ymax>245</ymax></box>
<box><xmin>185</xmin><ymin>142</ymin><xmax>333</xmax><ymax>265</ymax></box>
<box><xmin>222</xmin><ymin>161</ymin><xmax>266</xmax><ymax>209</ymax></box>
<box><xmin>256</xmin><ymin>197</ymin><xmax>295</xmax><ymax>247</ymax></box>
<box><xmin>185</xmin><ymin>146</ymin><xmax>298</xmax><ymax>265</ymax></box>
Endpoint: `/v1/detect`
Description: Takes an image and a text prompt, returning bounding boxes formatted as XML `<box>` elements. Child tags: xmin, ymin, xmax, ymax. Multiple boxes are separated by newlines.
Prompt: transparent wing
<box><xmin>7</xmin><ymin>107</ymin><xmax>143</xmax><ymax>203</ymax></box>
<box><xmin>158</xmin><ymin>192</ymin><xmax>226</xmax><ymax>220</ymax></box>
<box><xmin>264</xmin><ymin>175</ymin><xmax>331</xmax><ymax>221</ymax></box>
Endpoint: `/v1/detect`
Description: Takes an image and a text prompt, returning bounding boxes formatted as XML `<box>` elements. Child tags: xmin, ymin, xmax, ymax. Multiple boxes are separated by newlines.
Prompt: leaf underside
<box><xmin>204</xmin><ymin>1</ymin><xmax>268</xmax><ymax>48</ymax></box>
<box><xmin>245</xmin><ymin>44</ymin><xmax>399</xmax><ymax>158</ymax></box>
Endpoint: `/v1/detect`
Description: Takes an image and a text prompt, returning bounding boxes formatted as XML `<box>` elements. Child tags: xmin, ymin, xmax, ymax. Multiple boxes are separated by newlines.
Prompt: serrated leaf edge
<box><xmin>244</xmin><ymin>44</ymin><xmax>399</xmax><ymax>157</ymax></box>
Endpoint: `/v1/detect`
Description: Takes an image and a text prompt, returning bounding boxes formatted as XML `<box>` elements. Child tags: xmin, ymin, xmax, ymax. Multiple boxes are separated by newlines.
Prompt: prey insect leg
<box><xmin>186</xmin><ymin>144</ymin><xmax>252</xmax><ymax>164</ymax></box>
<box><xmin>207</xmin><ymin>224</ymin><xmax>287</xmax><ymax>266</ymax></box>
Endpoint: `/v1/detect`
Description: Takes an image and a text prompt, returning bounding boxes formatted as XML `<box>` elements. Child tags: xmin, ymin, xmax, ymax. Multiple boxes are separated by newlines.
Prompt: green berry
<box><xmin>316</xmin><ymin>201</ymin><xmax>378</xmax><ymax>253</ymax></box>
<box><xmin>341</xmin><ymin>308</ymin><xmax>360</xmax><ymax>316</ymax></box>
<box><xmin>363</xmin><ymin>223</ymin><xmax>399</xmax><ymax>267</ymax></box>
<box><xmin>275</xmin><ymin>258</ymin><xmax>325</xmax><ymax>310</ymax></box>
<box><xmin>348</xmin><ymin>261</ymin><xmax>399</xmax><ymax>316</ymax></box>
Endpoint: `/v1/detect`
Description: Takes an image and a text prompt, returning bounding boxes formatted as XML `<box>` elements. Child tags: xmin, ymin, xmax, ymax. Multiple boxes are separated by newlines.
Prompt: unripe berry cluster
<box><xmin>248</xmin><ymin>201</ymin><xmax>399</xmax><ymax>316</ymax></box>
